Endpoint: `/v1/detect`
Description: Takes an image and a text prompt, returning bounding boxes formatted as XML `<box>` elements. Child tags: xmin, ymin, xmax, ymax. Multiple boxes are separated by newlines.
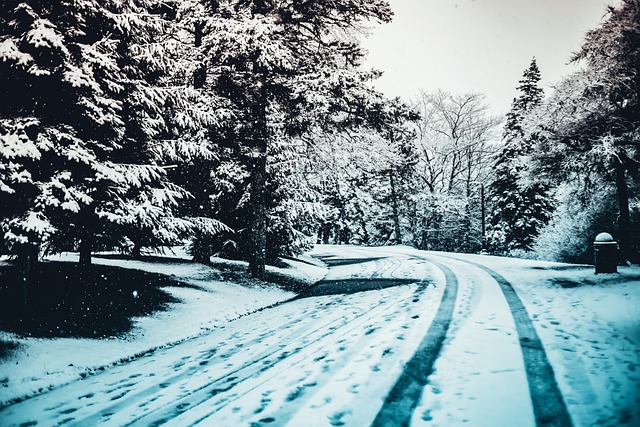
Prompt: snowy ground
<box><xmin>0</xmin><ymin>249</ymin><xmax>326</xmax><ymax>406</ymax></box>
<box><xmin>1</xmin><ymin>245</ymin><xmax>639</xmax><ymax>426</ymax></box>
<box><xmin>352</xmin><ymin>246</ymin><xmax>640</xmax><ymax>427</ymax></box>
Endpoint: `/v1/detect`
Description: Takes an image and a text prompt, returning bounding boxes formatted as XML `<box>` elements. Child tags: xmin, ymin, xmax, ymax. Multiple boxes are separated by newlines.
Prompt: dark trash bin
<box><xmin>594</xmin><ymin>232</ymin><xmax>618</xmax><ymax>274</ymax></box>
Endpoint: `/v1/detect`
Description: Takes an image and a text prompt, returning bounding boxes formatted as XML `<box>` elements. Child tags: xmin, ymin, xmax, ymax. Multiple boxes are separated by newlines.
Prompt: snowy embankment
<box><xmin>0</xmin><ymin>249</ymin><xmax>327</xmax><ymax>406</ymax></box>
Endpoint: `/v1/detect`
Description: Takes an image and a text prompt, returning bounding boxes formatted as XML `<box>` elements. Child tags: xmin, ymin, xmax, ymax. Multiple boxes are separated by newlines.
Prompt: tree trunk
<box><xmin>79</xmin><ymin>235</ymin><xmax>92</xmax><ymax>267</ymax></box>
<box><xmin>481</xmin><ymin>184</ymin><xmax>487</xmax><ymax>253</ymax></box>
<box><xmin>388</xmin><ymin>171</ymin><xmax>402</xmax><ymax>244</ymax></box>
<box><xmin>193</xmin><ymin>20</ymin><xmax>207</xmax><ymax>89</ymax></box>
<box><xmin>189</xmin><ymin>19</ymin><xmax>214</xmax><ymax>265</ymax></box>
<box><xmin>131</xmin><ymin>243</ymin><xmax>142</xmax><ymax>260</ymax></box>
<box><xmin>615</xmin><ymin>159</ymin><xmax>631</xmax><ymax>264</ymax></box>
<box><xmin>192</xmin><ymin>234</ymin><xmax>213</xmax><ymax>264</ymax></box>
<box><xmin>17</xmin><ymin>243</ymin><xmax>38</xmax><ymax>306</ymax></box>
<box><xmin>333</xmin><ymin>224</ymin><xmax>341</xmax><ymax>245</ymax></box>
<box><xmin>248</xmin><ymin>71</ymin><xmax>267</xmax><ymax>280</ymax></box>
<box><xmin>249</xmin><ymin>152</ymin><xmax>267</xmax><ymax>279</ymax></box>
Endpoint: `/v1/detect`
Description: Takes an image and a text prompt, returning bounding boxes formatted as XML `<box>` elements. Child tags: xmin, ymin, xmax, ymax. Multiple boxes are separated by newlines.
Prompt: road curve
<box><xmin>418</xmin><ymin>253</ymin><xmax>573</xmax><ymax>427</ymax></box>
<box><xmin>372</xmin><ymin>260</ymin><xmax>458</xmax><ymax>426</ymax></box>
<box><xmin>0</xmin><ymin>254</ymin><xmax>439</xmax><ymax>427</ymax></box>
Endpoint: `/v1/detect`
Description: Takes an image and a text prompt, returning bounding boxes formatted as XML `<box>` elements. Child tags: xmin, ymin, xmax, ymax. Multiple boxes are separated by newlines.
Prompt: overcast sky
<box><xmin>362</xmin><ymin>0</ymin><xmax>617</xmax><ymax>115</ymax></box>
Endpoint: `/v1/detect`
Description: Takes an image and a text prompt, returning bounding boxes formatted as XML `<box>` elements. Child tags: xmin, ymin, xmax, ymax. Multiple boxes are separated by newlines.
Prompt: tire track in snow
<box><xmin>0</xmin><ymin>295</ymin><xmax>358</xmax><ymax>427</ymax></box>
<box><xmin>109</xmin><ymin>287</ymin><xmax>416</xmax><ymax>426</ymax></box>
<box><xmin>0</xmin><ymin>254</ymin><xmax>427</xmax><ymax>427</ymax></box>
<box><xmin>372</xmin><ymin>260</ymin><xmax>458</xmax><ymax>427</ymax></box>
<box><xmin>176</xmin><ymin>284</ymin><xmax>429</xmax><ymax>426</ymax></box>
<box><xmin>254</xmin><ymin>282</ymin><xmax>436</xmax><ymax>425</ymax></box>
<box><xmin>432</xmin><ymin>255</ymin><xmax>574</xmax><ymax>427</ymax></box>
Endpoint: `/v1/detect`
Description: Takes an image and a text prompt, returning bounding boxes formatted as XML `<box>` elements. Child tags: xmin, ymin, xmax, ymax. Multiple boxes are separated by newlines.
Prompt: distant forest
<box><xmin>1</xmin><ymin>0</ymin><xmax>639</xmax><ymax>280</ymax></box>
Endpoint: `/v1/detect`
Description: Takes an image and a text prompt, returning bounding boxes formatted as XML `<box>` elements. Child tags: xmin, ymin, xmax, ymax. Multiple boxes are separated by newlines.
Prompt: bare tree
<box><xmin>412</xmin><ymin>90</ymin><xmax>501</xmax><ymax>195</ymax></box>
<box><xmin>409</xmin><ymin>90</ymin><xmax>501</xmax><ymax>251</ymax></box>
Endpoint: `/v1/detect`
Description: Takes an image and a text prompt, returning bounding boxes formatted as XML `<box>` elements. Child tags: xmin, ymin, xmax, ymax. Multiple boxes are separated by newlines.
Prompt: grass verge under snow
<box><xmin>0</xmin><ymin>250</ymin><xmax>326</xmax><ymax>406</ymax></box>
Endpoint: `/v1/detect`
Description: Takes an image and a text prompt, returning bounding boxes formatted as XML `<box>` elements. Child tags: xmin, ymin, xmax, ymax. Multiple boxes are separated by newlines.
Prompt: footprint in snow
<box><xmin>253</xmin><ymin>392</ymin><xmax>273</xmax><ymax>414</ymax></box>
<box><xmin>45</xmin><ymin>402</ymin><xmax>65</xmax><ymax>411</ymax></box>
<box><xmin>422</xmin><ymin>409</ymin><xmax>434</xmax><ymax>421</ymax></box>
<box><xmin>250</xmin><ymin>417</ymin><xmax>276</xmax><ymax>426</ymax></box>
<box><xmin>328</xmin><ymin>411</ymin><xmax>349</xmax><ymax>426</ymax></box>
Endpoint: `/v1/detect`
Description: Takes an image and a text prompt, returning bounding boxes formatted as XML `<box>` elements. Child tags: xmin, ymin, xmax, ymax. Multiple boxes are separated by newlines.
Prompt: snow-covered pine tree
<box><xmin>151</xmin><ymin>0</ymin><xmax>236</xmax><ymax>264</ymax></box>
<box><xmin>562</xmin><ymin>0</ymin><xmax>640</xmax><ymax>262</ymax></box>
<box><xmin>0</xmin><ymin>1</ymin><xmax>209</xmax><ymax>274</ymax></box>
<box><xmin>487</xmin><ymin>58</ymin><xmax>554</xmax><ymax>254</ymax></box>
<box><xmin>528</xmin><ymin>0</ymin><xmax>640</xmax><ymax>262</ymax></box>
<box><xmin>0</xmin><ymin>1</ymin><xmax>126</xmax><ymax>299</ymax></box>
<box><xmin>0</xmin><ymin>0</ymin><xmax>129</xmax><ymax>272</ymax></box>
<box><xmin>198</xmin><ymin>0</ymin><xmax>411</xmax><ymax>278</ymax></box>
<box><xmin>68</xmin><ymin>1</ymin><xmax>182</xmax><ymax>263</ymax></box>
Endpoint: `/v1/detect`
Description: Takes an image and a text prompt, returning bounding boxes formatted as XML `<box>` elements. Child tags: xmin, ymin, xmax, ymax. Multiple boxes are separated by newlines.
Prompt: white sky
<box><xmin>362</xmin><ymin>0</ymin><xmax>617</xmax><ymax>115</ymax></box>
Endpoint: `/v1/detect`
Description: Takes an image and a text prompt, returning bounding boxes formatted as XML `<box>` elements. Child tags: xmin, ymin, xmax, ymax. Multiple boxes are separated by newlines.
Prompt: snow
<box><xmin>392</xmin><ymin>247</ymin><xmax>640</xmax><ymax>426</ymax></box>
<box><xmin>0</xmin><ymin>128</ymin><xmax>40</xmax><ymax>161</ymax></box>
<box><xmin>412</xmin><ymin>257</ymin><xmax>534</xmax><ymax>426</ymax></box>
<box><xmin>310</xmin><ymin>245</ymin><xmax>640</xmax><ymax>426</ymax></box>
<box><xmin>0</xmin><ymin>251</ymin><xmax>304</xmax><ymax>406</ymax></box>
<box><xmin>1</xmin><ymin>245</ymin><xmax>639</xmax><ymax>426</ymax></box>
<box><xmin>0</xmin><ymin>39</ymin><xmax>32</xmax><ymax>66</ymax></box>
<box><xmin>26</xmin><ymin>19</ymin><xmax>67</xmax><ymax>51</ymax></box>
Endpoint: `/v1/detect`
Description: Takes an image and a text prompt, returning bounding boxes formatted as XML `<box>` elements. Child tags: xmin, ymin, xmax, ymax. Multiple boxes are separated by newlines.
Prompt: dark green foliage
<box><xmin>0</xmin><ymin>0</ymin><xmax>195</xmax><ymax>265</ymax></box>
<box><xmin>487</xmin><ymin>58</ymin><xmax>554</xmax><ymax>253</ymax></box>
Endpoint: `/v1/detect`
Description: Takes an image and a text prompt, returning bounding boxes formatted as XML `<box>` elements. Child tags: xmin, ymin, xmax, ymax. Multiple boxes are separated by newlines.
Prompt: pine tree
<box><xmin>0</xmin><ymin>1</ymin><xmax>212</xmax><ymax>272</ymax></box>
<box><xmin>0</xmin><ymin>1</ymin><xmax>130</xmax><ymax>271</ymax></box>
<box><xmin>487</xmin><ymin>58</ymin><xmax>554</xmax><ymax>253</ymax></box>
<box><xmin>196</xmin><ymin>0</ymin><xmax>411</xmax><ymax>278</ymax></box>
<box><xmin>157</xmin><ymin>0</ymin><xmax>238</xmax><ymax>264</ymax></box>
<box><xmin>567</xmin><ymin>0</ymin><xmax>640</xmax><ymax>262</ymax></box>
<box><xmin>528</xmin><ymin>0</ymin><xmax>640</xmax><ymax>262</ymax></box>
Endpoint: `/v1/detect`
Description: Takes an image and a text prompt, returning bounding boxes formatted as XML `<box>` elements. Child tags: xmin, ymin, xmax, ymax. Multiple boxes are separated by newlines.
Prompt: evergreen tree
<box><xmin>0</xmin><ymin>0</ymin><xmax>131</xmax><ymax>271</ymax></box>
<box><xmin>529</xmin><ymin>0</ymin><xmax>640</xmax><ymax>262</ymax></box>
<box><xmin>197</xmin><ymin>0</ymin><xmax>410</xmax><ymax>278</ymax></box>
<box><xmin>158</xmin><ymin>0</ymin><xmax>239</xmax><ymax>264</ymax></box>
<box><xmin>0</xmin><ymin>1</ymin><xmax>210</xmax><ymax>272</ymax></box>
<box><xmin>487</xmin><ymin>58</ymin><xmax>554</xmax><ymax>253</ymax></box>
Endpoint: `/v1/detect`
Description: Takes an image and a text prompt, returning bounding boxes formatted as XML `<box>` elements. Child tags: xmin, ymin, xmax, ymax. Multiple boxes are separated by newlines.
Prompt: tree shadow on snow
<box><xmin>314</xmin><ymin>257</ymin><xmax>384</xmax><ymax>267</ymax></box>
<box><xmin>298</xmin><ymin>278</ymin><xmax>418</xmax><ymax>298</ymax></box>
<box><xmin>93</xmin><ymin>253</ymin><xmax>194</xmax><ymax>264</ymax></box>
<box><xmin>0</xmin><ymin>340</ymin><xmax>21</xmax><ymax>361</ymax></box>
<box><xmin>0</xmin><ymin>261</ymin><xmax>196</xmax><ymax>339</ymax></box>
<box><xmin>551</xmin><ymin>274</ymin><xmax>640</xmax><ymax>289</ymax></box>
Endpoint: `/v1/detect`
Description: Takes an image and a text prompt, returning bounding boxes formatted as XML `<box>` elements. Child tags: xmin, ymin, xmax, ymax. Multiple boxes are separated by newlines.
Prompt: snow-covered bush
<box><xmin>532</xmin><ymin>186</ymin><xmax>618</xmax><ymax>264</ymax></box>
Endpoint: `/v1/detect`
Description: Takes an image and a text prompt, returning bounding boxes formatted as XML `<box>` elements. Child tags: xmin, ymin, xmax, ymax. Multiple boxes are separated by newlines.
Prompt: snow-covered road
<box><xmin>1</xmin><ymin>245</ymin><xmax>639</xmax><ymax>426</ymax></box>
